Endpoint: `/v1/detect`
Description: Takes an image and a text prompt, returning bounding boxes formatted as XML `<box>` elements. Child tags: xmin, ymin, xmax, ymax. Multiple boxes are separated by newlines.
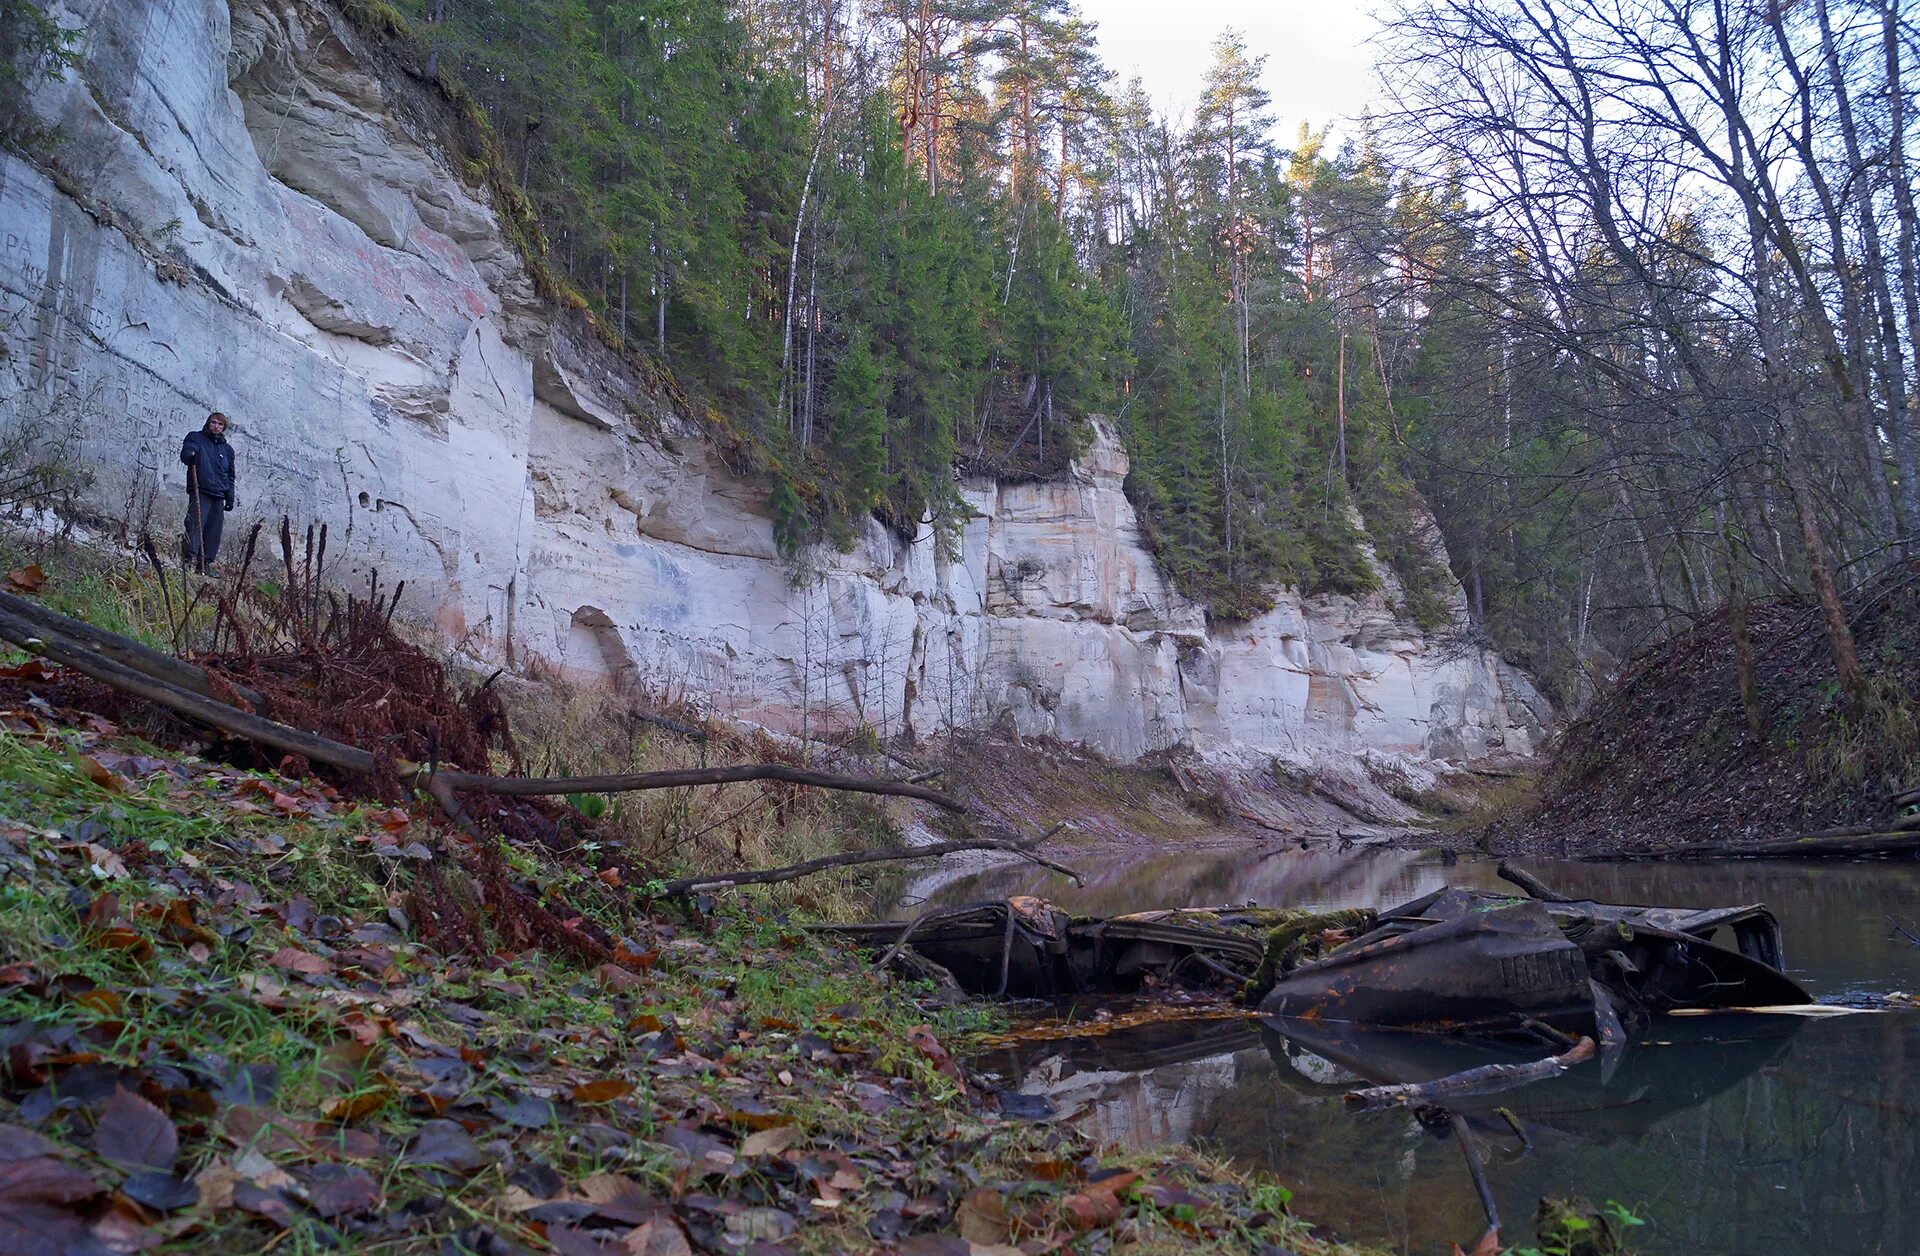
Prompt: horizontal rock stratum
<box><xmin>0</xmin><ymin>0</ymin><xmax>1547</xmax><ymax>767</ymax></box>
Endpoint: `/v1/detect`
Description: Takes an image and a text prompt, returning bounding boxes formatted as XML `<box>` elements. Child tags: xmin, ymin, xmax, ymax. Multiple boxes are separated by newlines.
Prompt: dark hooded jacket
<box><xmin>180</xmin><ymin>428</ymin><xmax>235</xmax><ymax>500</ymax></box>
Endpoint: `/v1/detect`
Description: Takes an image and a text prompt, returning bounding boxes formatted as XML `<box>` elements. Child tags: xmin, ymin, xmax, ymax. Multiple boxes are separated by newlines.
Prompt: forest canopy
<box><xmin>375</xmin><ymin>0</ymin><xmax>1920</xmax><ymax>707</ymax></box>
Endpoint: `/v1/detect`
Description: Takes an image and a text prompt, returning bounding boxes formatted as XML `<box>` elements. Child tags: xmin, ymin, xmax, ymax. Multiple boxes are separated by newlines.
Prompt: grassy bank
<box><xmin>0</xmin><ymin>539</ymin><xmax>1385</xmax><ymax>1255</ymax></box>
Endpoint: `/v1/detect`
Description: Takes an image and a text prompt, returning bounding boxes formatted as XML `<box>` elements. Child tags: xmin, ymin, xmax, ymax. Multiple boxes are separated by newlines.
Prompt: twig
<box><xmin>1888</xmin><ymin>915</ymin><xmax>1920</xmax><ymax>947</ymax></box>
<box><xmin>1494</xmin><ymin>1106</ymin><xmax>1532</xmax><ymax>1153</ymax></box>
<box><xmin>875</xmin><ymin>903</ymin><xmax>948</xmax><ymax>971</ymax></box>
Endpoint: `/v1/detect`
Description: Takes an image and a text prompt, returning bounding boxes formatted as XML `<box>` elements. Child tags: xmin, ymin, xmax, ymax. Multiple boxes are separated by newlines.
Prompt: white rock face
<box><xmin>0</xmin><ymin>0</ymin><xmax>1547</xmax><ymax>768</ymax></box>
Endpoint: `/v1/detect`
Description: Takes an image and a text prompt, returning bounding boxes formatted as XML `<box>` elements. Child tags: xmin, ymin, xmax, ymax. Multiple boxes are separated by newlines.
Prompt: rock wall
<box><xmin>0</xmin><ymin>0</ymin><xmax>1547</xmax><ymax>767</ymax></box>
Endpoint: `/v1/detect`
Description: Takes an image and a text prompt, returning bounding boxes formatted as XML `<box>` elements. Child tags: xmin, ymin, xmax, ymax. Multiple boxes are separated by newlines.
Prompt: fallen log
<box><xmin>0</xmin><ymin>606</ymin><xmax>968</xmax><ymax>812</ymax></box>
<box><xmin>0</xmin><ymin>588</ymin><xmax>265</xmax><ymax>710</ymax></box>
<box><xmin>1667</xmin><ymin>830</ymin><xmax>1920</xmax><ymax>858</ymax></box>
<box><xmin>0</xmin><ymin>605</ymin><xmax>381</xmax><ymax>774</ymax></box>
<box><xmin>1341</xmin><ymin>1036</ymin><xmax>1596</xmax><ymax>1110</ymax></box>
<box><xmin>424</xmin><ymin>763</ymin><xmax>965</xmax><ymax>811</ymax></box>
<box><xmin>652</xmin><ymin>822</ymin><xmax>1078</xmax><ymax>896</ymax></box>
<box><xmin>1783</xmin><ymin>812</ymin><xmax>1920</xmax><ymax>841</ymax></box>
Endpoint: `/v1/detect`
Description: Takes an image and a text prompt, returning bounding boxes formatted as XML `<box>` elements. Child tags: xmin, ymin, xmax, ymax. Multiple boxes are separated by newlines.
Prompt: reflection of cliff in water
<box><xmin>951</xmin><ymin>850</ymin><xmax>1920</xmax><ymax>1251</ymax></box>
<box><xmin>979</xmin><ymin>1011</ymin><xmax>1920</xmax><ymax>1254</ymax></box>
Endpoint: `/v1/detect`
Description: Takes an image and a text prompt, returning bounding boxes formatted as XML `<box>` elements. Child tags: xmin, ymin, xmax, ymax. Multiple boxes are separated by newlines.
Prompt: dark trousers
<box><xmin>183</xmin><ymin>492</ymin><xmax>226</xmax><ymax>570</ymax></box>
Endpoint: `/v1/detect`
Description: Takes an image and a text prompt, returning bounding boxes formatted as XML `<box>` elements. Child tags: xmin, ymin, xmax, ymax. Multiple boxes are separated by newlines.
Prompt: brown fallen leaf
<box><xmin>5</xmin><ymin>563</ymin><xmax>47</xmax><ymax>593</ymax></box>
<box><xmin>1062</xmin><ymin>1188</ymin><xmax>1124</xmax><ymax>1230</ymax></box>
<box><xmin>571</xmin><ymin>1078</ymin><xmax>634</xmax><ymax>1104</ymax></box>
<box><xmin>232</xmin><ymin>1181</ymin><xmax>294</xmax><ymax>1228</ymax></box>
<box><xmin>155</xmin><ymin>900</ymin><xmax>218</xmax><ymax>947</ymax></box>
<box><xmin>1452</xmin><ymin>1228</ymin><xmax>1502</xmax><ymax>1256</ymax></box>
<box><xmin>402</xmin><ymin>1120</ymin><xmax>490</xmax><ymax>1174</ymax></box>
<box><xmin>722</xmin><ymin>1101</ymin><xmax>791</xmax><ymax>1132</ymax></box>
<box><xmin>368</xmin><ymin>807</ymin><xmax>412</xmax><ymax>832</ymax></box>
<box><xmin>74</xmin><ymin>754</ymin><xmax>126</xmax><ymax>792</ymax></box>
<box><xmin>0</xmin><ymin>1124</ymin><xmax>59</xmax><ymax>1164</ymax></box>
<box><xmin>1060</xmin><ymin>1170</ymin><xmax>1141</xmax><ymax>1232</ymax></box>
<box><xmin>84</xmin><ymin>847</ymin><xmax>131</xmax><ymax>881</ymax></box>
<box><xmin>573</xmin><ymin>1172</ymin><xmax>661</xmax><ymax>1225</ymax></box>
<box><xmin>71</xmin><ymin>988</ymin><xmax>122</xmax><ymax>1017</ymax></box>
<box><xmin>0</xmin><ymin>1155</ymin><xmax>104</xmax><ymax>1256</ymax></box>
<box><xmin>722</xmin><ymin>1207</ymin><xmax>797</xmax><ymax>1245</ymax></box>
<box><xmin>906</xmin><ymin>1024</ymin><xmax>967</xmax><ymax>1093</ymax></box>
<box><xmin>955</xmin><ymin>1187</ymin><xmax>1013</xmax><ymax>1244</ymax></box>
<box><xmin>266</xmin><ymin>947</ymin><xmax>331</xmax><ymax>976</ymax></box>
<box><xmin>319</xmin><ymin>1089</ymin><xmax>391</xmax><ymax>1124</ymax></box>
<box><xmin>738</xmin><ymin>1125</ymin><xmax>800</xmax><ymax>1158</ymax></box>
<box><xmin>94</xmin><ymin>1088</ymin><xmax>178</xmax><ymax>1172</ymax></box>
<box><xmin>622</xmin><ymin>1216</ymin><xmax>694</xmax><ymax>1256</ymax></box>
<box><xmin>306</xmin><ymin>1164</ymin><xmax>380</xmax><ymax>1218</ymax></box>
<box><xmin>191</xmin><ymin>1162</ymin><xmax>242</xmax><ymax>1212</ymax></box>
<box><xmin>89</xmin><ymin>1206</ymin><xmax>162</xmax><ymax>1252</ymax></box>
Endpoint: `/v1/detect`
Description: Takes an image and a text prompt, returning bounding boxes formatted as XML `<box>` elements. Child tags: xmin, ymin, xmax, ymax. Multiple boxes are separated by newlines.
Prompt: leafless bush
<box><xmin>0</xmin><ymin>390</ymin><xmax>93</xmax><ymax>524</ymax></box>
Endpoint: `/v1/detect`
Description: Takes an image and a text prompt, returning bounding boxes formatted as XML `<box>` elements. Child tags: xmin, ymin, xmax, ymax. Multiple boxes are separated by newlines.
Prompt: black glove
<box><xmin>223</xmin><ymin>494</ymin><xmax>234</xmax><ymax>512</ymax></box>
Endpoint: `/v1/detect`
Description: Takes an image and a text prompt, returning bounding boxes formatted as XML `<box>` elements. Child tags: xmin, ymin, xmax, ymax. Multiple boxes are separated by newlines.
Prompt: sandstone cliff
<box><xmin>0</xmin><ymin>0</ymin><xmax>1547</xmax><ymax>772</ymax></box>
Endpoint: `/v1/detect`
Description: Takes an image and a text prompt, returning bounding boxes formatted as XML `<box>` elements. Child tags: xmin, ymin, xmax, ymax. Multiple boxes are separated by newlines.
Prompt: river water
<box><xmin>905</xmin><ymin>847</ymin><xmax>1920</xmax><ymax>1255</ymax></box>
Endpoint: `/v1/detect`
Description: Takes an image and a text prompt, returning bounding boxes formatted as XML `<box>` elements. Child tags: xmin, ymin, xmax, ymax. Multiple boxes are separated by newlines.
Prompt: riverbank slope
<box><xmin>1490</xmin><ymin>561</ymin><xmax>1920</xmax><ymax>857</ymax></box>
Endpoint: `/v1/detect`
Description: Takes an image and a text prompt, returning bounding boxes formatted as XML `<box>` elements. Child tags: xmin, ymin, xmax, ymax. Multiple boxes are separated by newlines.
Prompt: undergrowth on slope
<box><xmin>1498</xmin><ymin>559</ymin><xmax>1920</xmax><ymax>854</ymax></box>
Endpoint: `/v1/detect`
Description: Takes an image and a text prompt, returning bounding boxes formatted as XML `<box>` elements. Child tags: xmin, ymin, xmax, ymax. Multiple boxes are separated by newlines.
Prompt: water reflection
<box><xmin>945</xmin><ymin>850</ymin><xmax>1920</xmax><ymax>1254</ymax></box>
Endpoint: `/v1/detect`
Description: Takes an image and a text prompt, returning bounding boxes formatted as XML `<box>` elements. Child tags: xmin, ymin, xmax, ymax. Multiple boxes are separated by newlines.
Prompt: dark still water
<box><xmin>930</xmin><ymin>849</ymin><xmax>1920</xmax><ymax>1255</ymax></box>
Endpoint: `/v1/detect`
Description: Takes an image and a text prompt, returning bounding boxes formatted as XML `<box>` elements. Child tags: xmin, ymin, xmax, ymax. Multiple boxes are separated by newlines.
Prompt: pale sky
<box><xmin>1086</xmin><ymin>0</ymin><xmax>1387</xmax><ymax>143</ymax></box>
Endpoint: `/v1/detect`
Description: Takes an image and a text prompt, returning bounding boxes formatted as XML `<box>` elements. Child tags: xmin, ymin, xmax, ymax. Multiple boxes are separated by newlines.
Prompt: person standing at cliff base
<box><xmin>180</xmin><ymin>411</ymin><xmax>235</xmax><ymax>574</ymax></box>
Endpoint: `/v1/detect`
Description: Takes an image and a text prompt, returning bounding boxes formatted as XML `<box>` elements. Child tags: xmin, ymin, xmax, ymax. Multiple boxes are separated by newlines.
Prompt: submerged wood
<box><xmin>1496</xmin><ymin>861</ymin><xmax>1572</xmax><ymax>902</ymax></box>
<box><xmin>1449</xmin><ymin>1113</ymin><xmax>1501</xmax><ymax>1251</ymax></box>
<box><xmin>1342</xmin><ymin>1037</ymin><xmax>1596</xmax><ymax>1110</ymax></box>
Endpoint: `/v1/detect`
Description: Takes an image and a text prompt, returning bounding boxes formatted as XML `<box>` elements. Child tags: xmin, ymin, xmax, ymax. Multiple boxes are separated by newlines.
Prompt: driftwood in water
<box><xmin>1663</xmin><ymin>829</ymin><xmax>1920</xmax><ymax>859</ymax></box>
<box><xmin>1342</xmin><ymin>1036</ymin><xmax>1596</xmax><ymax>1110</ymax></box>
<box><xmin>1496</xmin><ymin>861</ymin><xmax>1571</xmax><ymax>902</ymax></box>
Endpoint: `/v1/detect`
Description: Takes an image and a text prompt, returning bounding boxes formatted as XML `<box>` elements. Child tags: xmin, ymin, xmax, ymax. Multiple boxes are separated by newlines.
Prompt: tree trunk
<box><xmin>1814</xmin><ymin>0</ymin><xmax>1918</xmax><ymax>537</ymax></box>
<box><xmin>1885</xmin><ymin>0</ymin><xmax>1920</xmax><ymax>545</ymax></box>
<box><xmin>1783</xmin><ymin>450</ymin><xmax>1864</xmax><ymax>713</ymax></box>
